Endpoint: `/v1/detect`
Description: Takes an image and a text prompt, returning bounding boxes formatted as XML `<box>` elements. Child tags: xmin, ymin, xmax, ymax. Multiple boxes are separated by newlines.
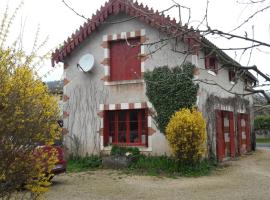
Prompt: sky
<box><xmin>1</xmin><ymin>0</ymin><xmax>270</xmax><ymax>88</ymax></box>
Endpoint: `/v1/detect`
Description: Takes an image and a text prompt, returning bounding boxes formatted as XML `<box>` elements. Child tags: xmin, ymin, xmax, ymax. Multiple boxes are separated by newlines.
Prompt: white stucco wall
<box><xmin>62</xmin><ymin>13</ymin><xmax>253</xmax><ymax>156</ymax></box>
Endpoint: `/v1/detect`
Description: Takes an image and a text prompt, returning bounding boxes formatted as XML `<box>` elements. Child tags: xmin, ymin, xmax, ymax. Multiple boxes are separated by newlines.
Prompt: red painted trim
<box><xmin>103</xmin><ymin>109</ymin><xmax>148</xmax><ymax>147</ymax></box>
<box><xmin>111</xmin><ymin>143</ymin><xmax>146</xmax><ymax>147</ymax></box>
<box><xmin>237</xmin><ymin>113</ymin><xmax>251</xmax><ymax>154</ymax></box>
<box><xmin>229</xmin><ymin>112</ymin><xmax>235</xmax><ymax>158</ymax></box>
<box><xmin>104</xmin><ymin>112</ymin><xmax>109</xmax><ymax>145</ymax></box>
<box><xmin>216</xmin><ymin>110</ymin><xmax>224</xmax><ymax>161</ymax></box>
<box><xmin>63</xmin><ymin>78</ymin><xmax>70</xmax><ymax>86</ymax></box>
<box><xmin>245</xmin><ymin>114</ymin><xmax>251</xmax><ymax>152</ymax></box>
<box><xmin>237</xmin><ymin>113</ymin><xmax>242</xmax><ymax>155</ymax></box>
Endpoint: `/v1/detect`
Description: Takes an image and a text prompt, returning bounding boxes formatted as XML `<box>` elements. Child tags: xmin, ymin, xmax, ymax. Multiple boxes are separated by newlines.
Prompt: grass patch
<box><xmin>67</xmin><ymin>155</ymin><xmax>102</xmax><ymax>173</ymax></box>
<box><xmin>128</xmin><ymin>155</ymin><xmax>217</xmax><ymax>177</ymax></box>
<box><xmin>256</xmin><ymin>138</ymin><xmax>270</xmax><ymax>143</ymax></box>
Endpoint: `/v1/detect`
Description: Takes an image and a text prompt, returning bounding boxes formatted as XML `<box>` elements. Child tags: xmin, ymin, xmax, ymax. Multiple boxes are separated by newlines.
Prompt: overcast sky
<box><xmin>1</xmin><ymin>0</ymin><xmax>270</xmax><ymax>87</ymax></box>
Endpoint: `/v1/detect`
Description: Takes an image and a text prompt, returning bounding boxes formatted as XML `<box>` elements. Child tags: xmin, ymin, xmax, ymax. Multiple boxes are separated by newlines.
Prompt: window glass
<box><xmin>130</xmin><ymin>110</ymin><xmax>139</xmax><ymax>143</ymax></box>
<box><xmin>105</xmin><ymin>109</ymin><xmax>147</xmax><ymax>146</ymax></box>
<box><xmin>118</xmin><ymin>111</ymin><xmax>127</xmax><ymax>143</ymax></box>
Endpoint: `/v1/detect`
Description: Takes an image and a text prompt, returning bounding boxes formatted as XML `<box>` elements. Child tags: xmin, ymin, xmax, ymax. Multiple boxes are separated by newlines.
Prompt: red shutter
<box><xmin>229</xmin><ymin>112</ymin><xmax>235</xmax><ymax>158</ymax></box>
<box><xmin>245</xmin><ymin>114</ymin><xmax>251</xmax><ymax>152</ymax></box>
<box><xmin>237</xmin><ymin>113</ymin><xmax>242</xmax><ymax>155</ymax></box>
<box><xmin>205</xmin><ymin>56</ymin><xmax>209</xmax><ymax>69</ymax></box>
<box><xmin>229</xmin><ymin>70</ymin><xmax>236</xmax><ymax>82</ymax></box>
<box><xmin>110</xmin><ymin>38</ymin><xmax>141</xmax><ymax>81</ymax></box>
<box><xmin>216</xmin><ymin>110</ymin><xmax>224</xmax><ymax>161</ymax></box>
<box><xmin>104</xmin><ymin>112</ymin><xmax>109</xmax><ymax>146</ymax></box>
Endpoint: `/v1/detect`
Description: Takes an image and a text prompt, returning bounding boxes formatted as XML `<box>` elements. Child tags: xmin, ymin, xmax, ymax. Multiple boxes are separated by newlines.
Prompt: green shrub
<box><xmin>67</xmin><ymin>155</ymin><xmax>102</xmax><ymax>172</ymax></box>
<box><xmin>254</xmin><ymin>115</ymin><xmax>270</xmax><ymax>131</ymax></box>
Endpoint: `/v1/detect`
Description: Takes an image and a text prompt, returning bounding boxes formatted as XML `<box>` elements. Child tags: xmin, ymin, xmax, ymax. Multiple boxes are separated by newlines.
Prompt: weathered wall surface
<box><xmin>195</xmin><ymin>51</ymin><xmax>254</xmax><ymax>156</ymax></box>
<box><xmin>62</xmin><ymin>12</ymin><xmax>253</xmax><ymax>157</ymax></box>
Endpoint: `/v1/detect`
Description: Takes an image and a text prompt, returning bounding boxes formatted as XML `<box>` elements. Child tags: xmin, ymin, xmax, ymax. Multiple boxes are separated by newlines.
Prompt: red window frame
<box><xmin>205</xmin><ymin>56</ymin><xmax>218</xmax><ymax>73</ymax></box>
<box><xmin>103</xmin><ymin>109</ymin><xmax>148</xmax><ymax>147</ymax></box>
<box><xmin>229</xmin><ymin>70</ymin><xmax>236</xmax><ymax>82</ymax></box>
<box><xmin>109</xmin><ymin>38</ymin><xmax>141</xmax><ymax>81</ymax></box>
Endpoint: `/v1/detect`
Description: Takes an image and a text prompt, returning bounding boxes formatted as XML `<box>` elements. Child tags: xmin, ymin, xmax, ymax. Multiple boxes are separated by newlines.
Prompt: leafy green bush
<box><xmin>144</xmin><ymin>63</ymin><xmax>198</xmax><ymax>132</ymax></box>
<box><xmin>254</xmin><ymin>115</ymin><xmax>270</xmax><ymax>131</ymax></box>
<box><xmin>129</xmin><ymin>155</ymin><xmax>216</xmax><ymax>177</ymax></box>
<box><xmin>67</xmin><ymin>155</ymin><xmax>102</xmax><ymax>172</ymax></box>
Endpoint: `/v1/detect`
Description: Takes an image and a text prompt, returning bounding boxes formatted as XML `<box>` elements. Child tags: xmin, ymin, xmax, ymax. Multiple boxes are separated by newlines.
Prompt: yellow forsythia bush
<box><xmin>166</xmin><ymin>108</ymin><xmax>207</xmax><ymax>164</ymax></box>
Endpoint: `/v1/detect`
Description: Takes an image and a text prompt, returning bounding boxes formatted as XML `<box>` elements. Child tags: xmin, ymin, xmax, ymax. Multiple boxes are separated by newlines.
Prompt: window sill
<box><xmin>207</xmin><ymin>70</ymin><xmax>217</xmax><ymax>76</ymax></box>
<box><xmin>230</xmin><ymin>81</ymin><xmax>235</xmax><ymax>85</ymax></box>
<box><xmin>104</xmin><ymin>79</ymin><xmax>144</xmax><ymax>86</ymax></box>
<box><xmin>103</xmin><ymin>145</ymin><xmax>152</xmax><ymax>152</ymax></box>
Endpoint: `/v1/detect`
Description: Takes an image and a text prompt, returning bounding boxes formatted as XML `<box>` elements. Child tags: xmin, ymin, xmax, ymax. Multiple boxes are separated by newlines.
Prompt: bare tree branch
<box><xmin>229</xmin><ymin>4</ymin><xmax>270</xmax><ymax>33</ymax></box>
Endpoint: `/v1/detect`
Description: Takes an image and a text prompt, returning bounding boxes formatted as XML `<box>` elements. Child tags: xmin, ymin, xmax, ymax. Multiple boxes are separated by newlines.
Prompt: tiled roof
<box><xmin>51</xmin><ymin>0</ymin><xmax>197</xmax><ymax>66</ymax></box>
<box><xmin>51</xmin><ymin>0</ymin><xmax>257</xmax><ymax>83</ymax></box>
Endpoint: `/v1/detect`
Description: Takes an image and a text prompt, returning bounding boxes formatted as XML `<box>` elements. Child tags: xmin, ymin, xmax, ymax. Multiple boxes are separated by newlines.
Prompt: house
<box><xmin>51</xmin><ymin>0</ymin><xmax>257</xmax><ymax>161</ymax></box>
<box><xmin>46</xmin><ymin>80</ymin><xmax>64</xmax><ymax>116</ymax></box>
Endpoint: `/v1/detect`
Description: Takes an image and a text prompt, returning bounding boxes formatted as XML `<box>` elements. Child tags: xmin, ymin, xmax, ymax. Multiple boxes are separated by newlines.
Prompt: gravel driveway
<box><xmin>45</xmin><ymin>149</ymin><xmax>270</xmax><ymax>200</ymax></box>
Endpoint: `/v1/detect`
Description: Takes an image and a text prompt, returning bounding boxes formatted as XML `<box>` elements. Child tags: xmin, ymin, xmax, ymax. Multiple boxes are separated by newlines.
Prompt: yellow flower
<box><xmin>166</xmin><ymin>107</ymin><xmax>207</xmax><ymax>164</ymax></box>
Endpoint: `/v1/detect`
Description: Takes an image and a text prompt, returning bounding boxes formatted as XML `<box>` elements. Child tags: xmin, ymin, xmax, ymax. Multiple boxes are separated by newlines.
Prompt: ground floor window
<box><xmin>104</xmin><ymin>109</ymin><xmax>148</xmax><ymax>146</ymax></box>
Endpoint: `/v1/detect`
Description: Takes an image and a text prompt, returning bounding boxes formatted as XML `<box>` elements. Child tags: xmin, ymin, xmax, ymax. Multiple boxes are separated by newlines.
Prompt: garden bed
<box><xmin>67</xmin><ymin>146</ymin><xmax>217</xmax><ymax>177</ymax></box>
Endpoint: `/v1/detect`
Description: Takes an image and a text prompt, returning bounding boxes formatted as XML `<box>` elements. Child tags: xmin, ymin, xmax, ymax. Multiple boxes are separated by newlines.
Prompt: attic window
<box><xmin>110</xmin><ymin>38</ymin><xmax>141</xmax><ymax>81</ymax></box>
<box><xmin>205</xmin><ymin>56</ymin><xmax>218</xmax><ymax>73</ymax></box>
<box><xmin>229</xmin><ymin>70</ymin><xmax>236</xmax><ymax>82</ymax></box>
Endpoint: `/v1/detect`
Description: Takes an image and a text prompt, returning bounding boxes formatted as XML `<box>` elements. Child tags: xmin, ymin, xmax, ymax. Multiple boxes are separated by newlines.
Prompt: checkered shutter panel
<box><xmin>216</xmin><ymin>110</ymin><xmax>225</xmax><ymax>161</ymax></box>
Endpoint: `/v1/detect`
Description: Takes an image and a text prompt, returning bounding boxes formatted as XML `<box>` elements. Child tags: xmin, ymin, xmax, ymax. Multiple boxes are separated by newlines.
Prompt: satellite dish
<box><xmin>77</xmin><ymin>53</ymin><xmax>94</xmax><ymax>72</ymax></box>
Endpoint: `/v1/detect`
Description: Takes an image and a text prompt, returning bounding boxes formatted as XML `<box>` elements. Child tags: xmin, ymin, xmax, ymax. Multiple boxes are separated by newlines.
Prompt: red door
<box><xmin>237</xmin><ymin>113</ymin><xmax>251</xmax><ymax>154</ymax></box>
<box><xmin>216</xmin><ymin>110</ymin><xmax>235</xmax><ymax>161</ymax></box>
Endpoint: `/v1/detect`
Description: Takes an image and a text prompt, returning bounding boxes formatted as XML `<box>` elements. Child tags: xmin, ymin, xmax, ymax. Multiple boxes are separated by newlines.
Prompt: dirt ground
<box><xmin>45</xmin><ymin>149</ymin><xmax>270</xmax><ymax>200</ymax></box>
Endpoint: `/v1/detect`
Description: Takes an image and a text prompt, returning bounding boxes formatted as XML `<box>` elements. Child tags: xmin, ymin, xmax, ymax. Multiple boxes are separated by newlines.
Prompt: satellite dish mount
<box><xmin>77</xmin><ymin>53</ymin><xmax>95</xmax><ymax>72</ymax></box>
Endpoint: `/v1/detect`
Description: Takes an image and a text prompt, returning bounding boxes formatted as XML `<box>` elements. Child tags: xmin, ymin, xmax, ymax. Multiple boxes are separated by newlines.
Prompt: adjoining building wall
<box><xmin>194</xmin><ymin>50</ymin><xmax>253</xmax><ymax>158</ymax></box>
<box><xmin>62</xmin><ymin>12</ymin><xmax>253</xmax><ymax>157</ymax></box>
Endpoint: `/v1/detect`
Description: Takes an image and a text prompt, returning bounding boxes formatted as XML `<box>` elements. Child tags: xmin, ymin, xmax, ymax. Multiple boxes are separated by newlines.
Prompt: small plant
<box><xmin>129</xmin><ymin>155</ymin><xmax>216</xmax><ymax>177</ymax></box>
<box><xmin>166</xmin><ymin>107</ymin><xmax>207</xmax><ymax>164</ymax></box>
<box><xmin>67</xmin><ymin>155</ymin><xmax>102</xmax><ymax>172</ymax></box>
<box><xmin>111</xmin><ymin>145</ymin><xmax>140</xmax><ymax>160</ymax></box>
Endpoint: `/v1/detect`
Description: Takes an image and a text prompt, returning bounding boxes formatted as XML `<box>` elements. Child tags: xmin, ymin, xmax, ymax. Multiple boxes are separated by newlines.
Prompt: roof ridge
<box><xmin>51</xmin><ymin>0</ymin><xmax>190</xmax><ymax>66</ymax></box>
